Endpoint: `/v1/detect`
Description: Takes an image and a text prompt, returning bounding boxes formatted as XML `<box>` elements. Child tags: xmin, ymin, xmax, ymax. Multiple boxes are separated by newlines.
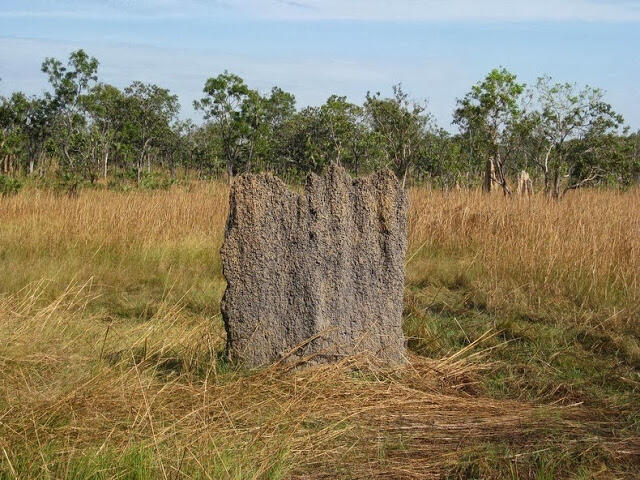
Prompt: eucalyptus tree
<box><xmin>241</xmin><ymin>86</ymin><xmax>296</xmax><ymax>172</ymax></box>
<box><xmin>195</xmin><ymin>73</ymin><xmax>298</xmax><ymax>180</ymax></box>
<box><xmin>316</xmin><ymin>95</ymin><xmax>384</xmax><ymax>175</ymax></box>
<box><xmin>41</xmin><ymin>49</ymin><xmax>99</xmax><ymax>170</ymax></box>
<box><xmin>489</xmin><ymin>98</ymin><xmax>551</xmax><ymax>189</ymax></box>
<box><xmin>24</xmin><ymin>96</ymin><xmax>55</xmax><ymax>175</ymax></box>
<box><xmin>0</xmin><ymin>92</ymin><xmax>25</xmax><ymax>174</ymax></box>
<box><xmin>533</xmin><ymin>75</ymin><xmax>623</xmax><ymax>197</ymax></box>
<box><xmin>156</xmin><ymin>119</ymin><xmax>195</xmax><ymax>179</ymax></box>
<box><xmin>123</xmin><ymin>81</ymin><xmax>180</xmax><ymax>183</ymax></box>
<box><xmin>364</xmin><ymin>84</ymin><xmax>434</xmax><ymax>186</ymax></box>
<box><xmin>318</xmin><ymin>95</ymin><xmax>360</xmax><ymax>165</ymax></box>
<box><xmin>192</xmin><ymin>122</ymin><xmax>225</xmax><ymax>176</ymax></box>
<box><xmin>194</xmin><ymin>72</ymin><xmax>253</xmax><ymax>183</ymax></box>
<box><xmin>84</xmin><ymin>83</ymin><xmax>123</xmax><ymax>179</ymax></box>
<box><xmin>453</xmin><ymin>68</ymin><xmax>524</xmax><ymax>194</ymax></box>
<box><xmin>267</xmin><ymin>106</ymin><xmax>320</xmax><ymax>176</ymax></box>
<box><xmin>416</xmin><ymin>129</ymin><xmax>466</xmax><ymax>187</ymax></box>
<box><xmin>258</xmin><ymin>86</ymin><xmax>296</xmax><ymax>171</ymax></box>
<box><xmin>273</xmin><ymin>95</ymin><xmax>368</xmax><ymax>175</ymax></box>
<box><xmin>625</xmin><ymin>130</ymin><xmax>640</xmax><ymax>184</ymax></box>
<box><xmin>0</xmin><ymin>92</ymin><xmax>54</xmax><ymax>175</ymax></box>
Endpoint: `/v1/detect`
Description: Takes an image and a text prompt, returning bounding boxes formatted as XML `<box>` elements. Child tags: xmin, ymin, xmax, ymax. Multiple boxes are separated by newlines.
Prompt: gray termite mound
<box><xmin>220</xmin><ymin>164</ymin><xmax>407</xmax><ymax>367</ymax></box>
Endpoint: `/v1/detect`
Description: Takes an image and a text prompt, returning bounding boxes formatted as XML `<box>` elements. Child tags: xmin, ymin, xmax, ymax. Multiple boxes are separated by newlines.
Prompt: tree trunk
<box><xmin>138</xmin><ymin>140</ymin><xmax>150</xmax><ymax>186</ymax></box>
<box><xmin>552</xmin><ymin>169</ymin><xmax>561</xmax><ymax>200</ymax></box>
<box><xmin>246</xmin><ymin>140</ymin><xmax>254</xmax><ymax>174</ymax></box>
<box><xmin>38</xmin><ymin>150</ymin><xmax>46</xmax><ymax>177</ymax></box>
<box><xmin>542</xmin><ymin>146</ymin><xmax>552</xmax><ymax>196</ymax></box>
<box><xmin>544</xmin><ymin>171</ymin><xmax>551</xmax><ymax>196</ymax></box>
<box><xmin>63</xmin><ymin>141</ymin><xmax>73</xmax><ymax>168</ymax></box>
<box><xmin>103</xmin><ymin>149</ymin><xmax>109</xmax><ymax>179</ymax></box>
<box><xmin>226</xmin><ymin>158</ymin><xmax>233</xmax><ymax>185</ymax></box>
<box><xmin>483</xmin><ymin>158</ymin><xmax>494</xmax><ymax>193</ymax></box>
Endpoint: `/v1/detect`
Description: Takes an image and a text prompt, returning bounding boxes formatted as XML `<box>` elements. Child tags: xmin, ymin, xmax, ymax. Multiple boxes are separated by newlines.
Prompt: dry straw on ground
<box><xmin>1</xmin><ymin>184</ymin><xmax>639</xmax><ymax>478</ymax></box>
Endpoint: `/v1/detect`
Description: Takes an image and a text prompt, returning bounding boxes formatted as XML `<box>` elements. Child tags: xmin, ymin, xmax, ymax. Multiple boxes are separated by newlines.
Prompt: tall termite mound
<box><xmin>221</xmin><ymin>164</ymin><xmax>407</xmax><ymax>367</ymax></box>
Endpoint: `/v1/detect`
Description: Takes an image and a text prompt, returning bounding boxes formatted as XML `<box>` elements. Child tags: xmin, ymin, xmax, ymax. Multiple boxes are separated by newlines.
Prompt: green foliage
<box><xmin>193</xmin><ymin>71</ymin><xmax>254</xmax><ymax>179</ymax></box>
<box><xmin>533</xmin><ymin>75</ymin><xmax>624</xmax><ymax>196</ymax></box>
<box><xmin>0</xmin><ymin>51</ymin><xmax>637</xmax><ymax>189</ymax></box>
<box><xmin>122</xmin><ymin>81</ymin><xmax>180</xmax><ymax>184</ymax></box>
<box><xmin>454</xmin><ymin>67</ymin><xmax>525</xmax><ymax>192</ymax></box>
<box><xmin>194</xmin><ymin>72</ymin><xmax>298</xmax><ymax>180</ymax></box>
<box><xmin>139</xmin><ymin>171</ymin><xmax>174</xmax><ymax>190</ymax></box>
<box><xmin>0</xmin><ymin>174</ymin><xmax>21</xmax><ymax>195</ymax></box>
<box><xmin>364</xmin><ymin>84</ymin><xmax>434</xmax><ymax>183</ymax></box>
<box><xmin>41</xmin><ymin>49</ymin><xmax>99</xmax><ymax>172</ymax></box>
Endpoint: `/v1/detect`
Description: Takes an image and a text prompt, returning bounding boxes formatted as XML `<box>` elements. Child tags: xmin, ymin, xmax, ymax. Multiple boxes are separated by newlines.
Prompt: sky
<box><xmin>1</xmin><ymin>0</ymin><xmax>639</xmax><ymax>130</ymax></box>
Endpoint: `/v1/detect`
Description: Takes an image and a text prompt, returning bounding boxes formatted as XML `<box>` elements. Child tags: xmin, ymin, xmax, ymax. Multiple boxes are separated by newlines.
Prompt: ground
<box><xmin>0</xmin><ymin>184</ymin><xmax>638</xmax><ymax>479</ymax></box>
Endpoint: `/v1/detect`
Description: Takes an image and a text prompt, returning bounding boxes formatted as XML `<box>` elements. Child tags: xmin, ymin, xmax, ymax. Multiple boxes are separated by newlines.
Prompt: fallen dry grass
<box><xmin>1</xmin><ymin>184</ymin><xmax>639</xmax><ymax>478</ymax></box>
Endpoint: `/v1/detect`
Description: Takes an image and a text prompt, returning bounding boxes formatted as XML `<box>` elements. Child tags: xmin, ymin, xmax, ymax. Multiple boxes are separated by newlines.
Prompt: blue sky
<box><xmin>1</xmin><ymin>0</ymin><xmax>639</xmax><ymax>129</ymax></box>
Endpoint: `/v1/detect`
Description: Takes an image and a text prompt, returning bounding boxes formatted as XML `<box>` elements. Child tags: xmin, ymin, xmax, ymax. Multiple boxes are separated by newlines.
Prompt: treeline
<box><xmin>1</xmin><ymin>50</ymin><xmax>639</xmax><ymax>195</ymax></box>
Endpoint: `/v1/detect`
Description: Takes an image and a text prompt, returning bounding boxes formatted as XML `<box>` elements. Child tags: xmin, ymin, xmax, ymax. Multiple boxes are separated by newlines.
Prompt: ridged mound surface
<box><xmin>221</xmin><ymin>164</ymin><xmax>407</xmax><ymax>367</ymax></box>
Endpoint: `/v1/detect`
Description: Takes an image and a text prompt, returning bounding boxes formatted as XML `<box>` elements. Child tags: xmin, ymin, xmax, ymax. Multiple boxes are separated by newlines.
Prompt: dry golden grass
<box><xmin>0</xmin><ymin>184</ymin><xmax>639</xmax><ymax>478</ymax></box>
<box><xmin>4</xmin><ymin>185</ymin><xmax>638</xmax><ymax>318</ymax></box>
<box><xmin>408</xmin><ymin>187</ymin><xmax>640</xmax><ymax>322</ymax></box>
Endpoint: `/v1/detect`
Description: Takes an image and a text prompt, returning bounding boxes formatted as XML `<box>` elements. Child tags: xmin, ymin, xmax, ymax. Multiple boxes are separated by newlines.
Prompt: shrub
<box><xmin>140</xmin><ymin>171</ymin><xmax>174</xmax><ymax>190</ymax></box>
<box><xmin>0</xmin><ymin>174</ymin><xmax>22</xmax><ymax>196</ymax></box>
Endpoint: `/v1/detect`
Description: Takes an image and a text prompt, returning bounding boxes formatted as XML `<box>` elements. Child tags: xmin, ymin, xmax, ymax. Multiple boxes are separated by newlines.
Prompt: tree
<box><xmin>187</xmin><ymin>122</ymin><xmax>225</xmax><ymax>177</ymax></box>
<box><xmin>258</xmin><ymin>87</ymin><xmax>296</xmax><ymax>171</ymax></box>
<box><xmin>364</xmin><ymin>85</ymin><xmax>433</xmax><ymax>186</ymax></box>
<box><xmin>0</xmin><ymin>92</ymin><xmax>24</xmax><ymax>174</ymax></box>
<box><xmin>2</xmin><ymin>48</ymin><xmax>639</xmax><ymax>191</ymax></box>
<box><xmin>84</xmin><ymin>83</ymin><xmax>123</xmax><ymax>179</ymax></box>
<box><xmin>194</xmin><ymin>72</ymin><xmax>253</xmax><ymax>183</ymax></box>
<box><xmin>319</xmin><ymin>96</ymin><xmax>359</xmax><ymax>165</ymax></box>
<box><xmin>415</xmin><ymin>129</ymin><xmax>466</xmax><ymax>187</ymax></box>
<box><xmin>195</xmin><ymin>73</ymin><xmax>298</xmax><ymax>181</ymax></box>
<box><xmin>315</xmin><ymin>95</ymin><xmax>384</xmax><ymax>175</ymax></box>
<box><xmin>240</xmin><ymin>86</ymin><xmax>296</xmax><ymax>173</ymax></box>
<box><xmin>534</xmin><ymin>76</ymin><xmax>623</xmax><ymax>197</ymax></box>
<box><xmin>268</xmin><ymin>106</ymin><xmax>325</xmax><ymax>176</ymax></box>
<box><xmin>0</xmin><ymin>92</ymin><xmax>55</xmax><ymax>175</ymax></box>
<box><xmin>618</xmin><ymin>130</ymin><xmax>640</xmax><ymax>185</ymax></box>
<box><xmin>122</xmin><ymin>81</ymin><xmax>180</xmax><ymax>184</ymax></box>
<box><xmin>41</xmin><ymin>49</ymin><xmax>99</xmax><ymax>171</ymax></box>
<box><xmin>454</xmin><ymin>68</ymin><xmax>524</xmax><ymax>194</ymax></box>
<box><xmin>24</xmin><ymin>96</ymin><xmax>54</xmax><ymax>175</ymax></box>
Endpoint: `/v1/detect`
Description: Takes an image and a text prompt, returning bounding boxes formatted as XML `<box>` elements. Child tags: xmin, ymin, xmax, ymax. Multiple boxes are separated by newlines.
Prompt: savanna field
<box><xmin>1</xmin><ymin>184</ymin><xmax>639</xmax><ymax>479</ymax></box>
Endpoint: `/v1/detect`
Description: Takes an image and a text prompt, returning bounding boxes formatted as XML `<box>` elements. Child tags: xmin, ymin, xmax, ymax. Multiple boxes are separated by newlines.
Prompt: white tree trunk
<box><xmin>103</xmin><ymin>149</ymin><xmax>109</xmax><ymax>179</ymax></box>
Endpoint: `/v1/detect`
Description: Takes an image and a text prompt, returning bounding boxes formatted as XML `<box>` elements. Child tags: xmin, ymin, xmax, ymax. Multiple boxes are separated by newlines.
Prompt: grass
<box><xmin>0</xmin><ymin>183</ymin><xmax>638</xmax><ymax>478</ymax></box>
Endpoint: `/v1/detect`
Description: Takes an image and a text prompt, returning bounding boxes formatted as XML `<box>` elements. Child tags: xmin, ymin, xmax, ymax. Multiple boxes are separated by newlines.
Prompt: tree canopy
<box><xmin>1</xmin><ymin>51</ymin><xmax>637</xmax><ymax>194</ymax></box>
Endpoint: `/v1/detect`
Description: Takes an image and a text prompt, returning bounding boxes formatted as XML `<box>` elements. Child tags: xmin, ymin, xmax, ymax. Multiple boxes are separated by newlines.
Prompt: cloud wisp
<box><xmin>1</xmin><ymin>0</ymin><xmax>640</xmax><ymax>22</ymax></box>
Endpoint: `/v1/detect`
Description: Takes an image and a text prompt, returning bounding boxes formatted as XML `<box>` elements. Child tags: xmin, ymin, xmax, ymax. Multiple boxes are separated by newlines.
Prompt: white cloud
<box><xmin>239</xmin><ymin>0</ymin><xmax>640</xmax><ymax>22</ymax></box>
<box><xmin>1</xmin><ymin>0</ymin><xmax>639</xmax><ymax>22</ymax></box>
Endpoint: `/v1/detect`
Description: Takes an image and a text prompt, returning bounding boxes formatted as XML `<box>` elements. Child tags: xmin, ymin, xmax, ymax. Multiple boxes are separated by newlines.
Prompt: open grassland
<box><xmin>1</xmin><ymin>184</ymin><xmax>639</xmax><ymax>479</ymax></box>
